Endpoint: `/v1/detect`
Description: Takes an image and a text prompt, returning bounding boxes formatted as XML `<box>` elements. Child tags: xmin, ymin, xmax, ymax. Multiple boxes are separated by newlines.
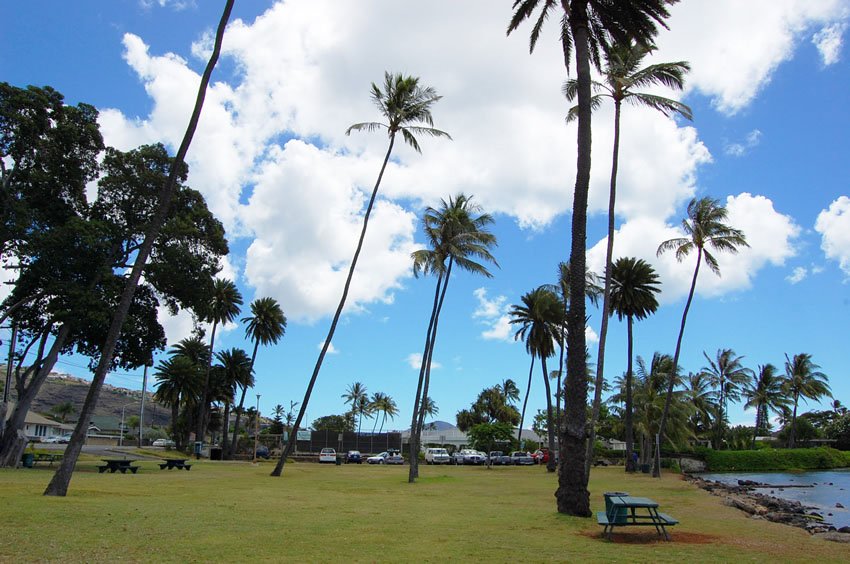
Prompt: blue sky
<box><xmin>2</xmin><ymin>0</ymin><xmax>848</xmax><ymax>432</ymax></box>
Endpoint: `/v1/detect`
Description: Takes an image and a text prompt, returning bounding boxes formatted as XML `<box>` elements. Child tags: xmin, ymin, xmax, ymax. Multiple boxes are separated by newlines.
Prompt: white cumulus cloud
<box><xmin>406</xmin><ymin>352</ymin><xmax>441</xmax><ymax>370</ymax></box>
<box><xmin>815</xmin><ymin>196</ymin><xmax>850</xmax><ymax>278</ymax></box>
<box><xmin>813</xmin><ymin>22</ymin><xmax>847</xmax><ymax>65</ymax></box>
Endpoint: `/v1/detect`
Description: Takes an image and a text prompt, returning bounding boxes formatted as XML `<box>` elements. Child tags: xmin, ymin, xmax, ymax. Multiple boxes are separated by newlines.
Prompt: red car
<box><xmin>533</xmin><ymin>449</ymin><xmax>550</xmax><ymax>464</ymax></box>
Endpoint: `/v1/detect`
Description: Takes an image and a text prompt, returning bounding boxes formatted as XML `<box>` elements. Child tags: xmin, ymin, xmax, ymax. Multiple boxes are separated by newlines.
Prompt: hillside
<box><xmin>1</xmin><ymin>369</ymin><xmax>170</xmax><ymax>426</ymax></box>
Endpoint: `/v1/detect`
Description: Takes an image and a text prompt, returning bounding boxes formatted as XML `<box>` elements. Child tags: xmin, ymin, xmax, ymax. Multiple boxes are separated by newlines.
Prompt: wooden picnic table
<box><xmin>597</xmin><ymin>494</ymin><xmax>678</xmax><ymax>541</ymax></box>
<box><xmin>98</xmin><ymin>459</ymin><xmax>140</xmax><ymax>474</ymax></box>
<box><xmin>159</xmin><ymin>458</ymin><xmax>192</xmax><ymax>471</ymax></box>
<box><xmin>33</xmin><ymin>453</ymin><xmax>63</xmax><ymax>466</ymax></box>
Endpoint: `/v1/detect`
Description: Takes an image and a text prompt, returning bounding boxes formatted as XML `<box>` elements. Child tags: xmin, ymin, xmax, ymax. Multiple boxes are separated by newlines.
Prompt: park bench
<box><xmin>33</xmin><ymin>453</ymin><xmax>63</xmax><ymax>466</ymax></box>
<box><xmin>598</xmin><ymin>493</ymin><xmax>677</xmax><ymax>540</ymax></box>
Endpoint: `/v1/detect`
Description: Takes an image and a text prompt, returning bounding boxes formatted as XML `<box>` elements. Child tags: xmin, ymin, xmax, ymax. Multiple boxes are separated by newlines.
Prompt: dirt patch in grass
<box><xmin>580</xmin><ymin>530</ymin><xmax>718</xmax><ymax>544</ymax></box>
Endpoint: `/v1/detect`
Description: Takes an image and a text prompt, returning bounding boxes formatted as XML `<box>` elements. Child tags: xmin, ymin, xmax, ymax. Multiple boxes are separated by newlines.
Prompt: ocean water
<box><xmin>698</xmin><ymin>469</ymin><xmax>850</xmax><ymax>529</ymax></box>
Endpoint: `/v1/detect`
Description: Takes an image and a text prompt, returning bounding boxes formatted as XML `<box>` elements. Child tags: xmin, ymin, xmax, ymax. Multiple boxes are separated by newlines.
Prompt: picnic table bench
<box><xmin>33</xmin><ymin>453</ymin><xmax>63</xmax><ymax>466</ymax></box>
<box><xmin>98</xmin><ymin>459</ymin><xmax>140</xmax><ymax>474</ymax></box>
<box><xmin>159</xmin><ymin>458</ymin><xmax>192</xmax><ymax>470</ymax></box>
<box><xmin>597</xmin><ymin>493</ymin><xmax>678</xmax><ymax>541</ymax></box>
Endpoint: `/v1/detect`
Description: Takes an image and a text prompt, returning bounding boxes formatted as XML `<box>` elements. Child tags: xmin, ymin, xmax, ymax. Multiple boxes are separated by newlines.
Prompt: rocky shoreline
<box><xmin>685</xmin><ymin>474</ymin><xmax>850</xmax><ymax>543</ymax></box>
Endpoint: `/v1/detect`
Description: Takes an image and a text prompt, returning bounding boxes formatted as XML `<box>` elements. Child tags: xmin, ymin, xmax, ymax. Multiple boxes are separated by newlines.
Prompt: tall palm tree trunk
<box><xmin>272</xmin><ymin>135</ymin><xmax>397</xmax><ymax>477</ymax></box>
<box><xmin>518</xmin><ymin>356</ymin><xmax>535</xmax><ymax>446</ymax></box>
<box><xmin>44</xmin><ymin>0</ymin><xmax>233</xmax><ymax>497</ymax></box>
<box><xmin>222</xmin><ymin>400</ymin><xmax>231</xmax><ymax>452</ymax></box>
<box><xmin>586</xmin><ymin>99</ymin><xmax>622</xmax><ymax>476</ymax></box>
<box><xmin>541</xmin><ymin>356</ymin><xmax>557</xmax><ymax>472</ymax></box>
<box><xmin>557</xmin><ymin>1</ymin><xmax>593</xmax><ymax>517</ymax></box>
<box><xmin>412</xmin><ymin>259</ymin><xmax>453</xmax><ymax>481</ymax></box>
<box><xmin>789</xmin><ymin>393</ymin><xmax>800</xmax><ymax>448</ymax></box>
<box><xmin>653</xmin><ymin>249</ymin><xmax>702</xmax><ymax>477</ymax></box>
<box><xmin>624</xmin><ymin>315</ymin><xmax>636</xmax><ymax>472</ymax></box>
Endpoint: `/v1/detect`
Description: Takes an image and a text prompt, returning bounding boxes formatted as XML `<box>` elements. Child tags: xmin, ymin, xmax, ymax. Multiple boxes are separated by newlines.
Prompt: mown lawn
<box><xmin>1</xmin><ymin>459</ymin><xmax>847</xmax><ymax>562</ymax></box>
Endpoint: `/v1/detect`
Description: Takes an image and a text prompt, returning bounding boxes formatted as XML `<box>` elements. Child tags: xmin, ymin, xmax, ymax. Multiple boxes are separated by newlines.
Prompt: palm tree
<box><xmin>214</xmin><ymin>347</ymin><xmax>253</xmax><ymax>456</ymax></box>
<box><xmin>564</xmin><ymin>40</ymin><xmax>691</xmax><ymax>477</ymax></box>
<box><xmin>510</xmin><ymin>286</ymin><xmax>565</xmax><ymax>472</ymax></box>
<box><xmin>654</xmin><ymin>196</ymin><xmax>748</xmax><ymax>476</ymax></box>
<box><xmin>498</xmin><ymin>379</ymin><xmax>521</xmax><ymax>406</ymax></box>
<box><xmin>701</xmin><ymin>349</ymin><xmax>752</xmax><ymax>449</ymax></box>
<box><xmin>45</xmin><ymin>0</ymin><xmax>234</xmax><ymax>497</ymax></box>
<box><xmin>783</xmin><ymin>353</ymin><xmax>831</xmax><ymax>448</ymax></box>
<box><xmin>196</xmin><ymin>278</ymin><xmax>243</xmax><ymax>443</ymax></box>
<box><xmin>408</xmin><ymin>194</ymin><xmax>497</xmax><ymax>482</ymax></box>
<box><xmin>274</xmin><ymin>72</ymin><xmax>450</xmax><ymax>477</ymax></box>
<box><xmin>50</xmin><ymin>402</ymin><xmax>75</xmax><ymax>424</ymax></box>
<box><xmin>608</xmin><ymin>257</ymin><xmax>660</xmax><ymax>471</ymax></box>
<box><xmin>370</xmin><ymin>393</ymin><xmax>399</xmax><ymax>434</ymax></box>
<box><xmin>230</xmin><ymin>297</ymin><xmax>286</xmax><ymax>457</ymax></box>
<box><xmin>684</xmin><ymin>371</ymin><xmax>715</xmax><ymax>442</ymax></box>
<box><xmin>743</xmin><ymin>364</ymin><xmax>787</xmax><ymax>448</ymax></box>
<box><xmin>342</xmin><ymin>381</ymin><xmax>369</xmax><ymax>433</ymax></box>
<box><xmin>153</xmin><ymin>354</ymin><xmax>203</xmax><ymax>449</ymax></box>
<box><xmin>508</xmin><ymin>0</ymin><xmax>676</xmax><ymax>516</ymax></box>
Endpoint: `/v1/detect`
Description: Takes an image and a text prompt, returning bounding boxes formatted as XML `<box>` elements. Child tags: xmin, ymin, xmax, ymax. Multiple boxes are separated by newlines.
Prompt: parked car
<box><xmin>367</xmin><ymin>451</ymin><xmax>389</xmax><ymax>464</ymax></box>
<box><xmin>385</xmin><ymin>452</ymin><xmax>404</xmax><ymax>465</ymax></box>
<box><xmin>345</xmin><ymin>450</ymin><xmax>362</xmax><ymax>464</ymax></box>
<box><xmin>533</xmin><ymin>448</ymin><xmax>550</xmax><ymax>464</ymax></box>
<box><xmin>424</xmin><ymin>447</ymin><xmax>451</xmax><ymax>465</ymax></box>
<box><xmin>450</xmin><ymin>450</ymin><xmax>465</xmax><ymax>465</ymax></box>
<box><xmin>510</xmin><ymin>451</ymin><xmax>535</xmax><ymax>465</ymax></box>
<box><xmin>458</xmin><ymin>449</ymin><xmax>486</xmax><ymax>465</ymax></box>
<box><xmin>488</xmin><ymin>451</ymin><xmax>511</xmax><ymax>465</ymax></box>
<box><xmin>42</xmin><ymin>434</ymin><xmax>72</xmax><ymax>444</ymax></box>
<box><xmin>319</xmin><ymin>447</ymin><xmax>336</xmax><ymax>463</ymax></box>
<box><xmin>152</xmin><ymin>438</ymin><xmax>176</xmax><ymax>448</ymax></box>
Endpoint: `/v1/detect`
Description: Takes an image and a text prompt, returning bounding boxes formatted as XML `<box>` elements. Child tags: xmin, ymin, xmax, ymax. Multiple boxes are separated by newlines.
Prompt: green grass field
<box><xmin>1</xmin><ymin>458</ymin><xmax>847</xmax><ymax>562</ymax></box>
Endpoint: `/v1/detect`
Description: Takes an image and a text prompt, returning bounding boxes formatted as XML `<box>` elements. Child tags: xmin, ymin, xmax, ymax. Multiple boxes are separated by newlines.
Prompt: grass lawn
<box><xmin>1</xmin><ymin>458</ymin><xmax>847</xmax><ymax>562</ymax></box>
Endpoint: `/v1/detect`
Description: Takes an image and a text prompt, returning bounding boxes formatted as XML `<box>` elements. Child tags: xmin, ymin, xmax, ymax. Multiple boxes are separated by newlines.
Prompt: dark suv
<box><xmin>345</xmin><ymin>450</ymin><xmax>362</xmax><ymax>464</ymax></box>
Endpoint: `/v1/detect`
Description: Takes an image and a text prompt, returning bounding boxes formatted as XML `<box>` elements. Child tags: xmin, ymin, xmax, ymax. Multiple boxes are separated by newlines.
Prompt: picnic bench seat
<box><xmin>33</xmin><ymin>453</ymin><xmax>63</xmax><ymax>466</ymax></box>
<box><xmin>596</xmin><ymin>512</ymin><xmax>678</xmax><ymax>527</ymax></box>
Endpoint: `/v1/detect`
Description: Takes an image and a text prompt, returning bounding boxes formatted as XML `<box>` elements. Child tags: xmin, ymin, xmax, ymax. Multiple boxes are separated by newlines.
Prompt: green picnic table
<box><xmin>597</xmin><ymin>493</ymin><xmax>678</xmax><ymax>541</ymax></box>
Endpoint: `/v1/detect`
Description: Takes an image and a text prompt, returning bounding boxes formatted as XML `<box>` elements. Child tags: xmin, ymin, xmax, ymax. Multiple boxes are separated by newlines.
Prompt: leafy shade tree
<box><xmin>607</xmin><ymin>257</ymin><xmax>660</xmax><ymax>471</ymax></box>
<box><xmin>229</xmin><ymin>297</ymin><xmax>286</xmax><ymax>457</ymax></box>
<box><xmin>564</xmin><ymin>41</ymin><xmax>691</xmax><ymax>476</ymax></box>
<box><xmin>701</xmin><ymin>349</ymin><xmax>752</xmax><ymax>450</ymax></box>
<box><xmin>275</xmin><ymin>72</ymin><xmax>450</xmax><ymax>477</ymax></box>
<box><xmin>456</xmin><ymin>386</ymin><xmax>521</xmax><ymax>432</ymax></box>
<box><xmin>312</xmin><ymin>414</ymin><xmax>355</xmax><ymax>433</ymax></box>
<box><xmin>744</xmin><ymin>364</ymin><xmax>787</xmax><ymax>448</ymax></box>
<box><xmin>508</xmin><ymin>0</ymin><xmax>677</xmax><ymax>516</ymax></box>
<box><xmin>783</xmin><ymin>353</ymin><xmax>831</xmax><ymax>449</ymax></box>
<box><xmin>653</xmin><ymin>196</ymin><xmax>748</xmax><ymax>476</ymax></box>
<box><xmin>44</xmin><ymin>0</ymin><xmax>234</xmax><ymax>497</ymax></box>
<box><xmin>196</xmin><ymin>279</ymin><xmax>243</xmax><ymax>443</ymax></box>
<box><xmin>342</xmin><ymin>382</ymin><xmax>369</xmax><ymax>433</ymax></box>
<box><xmin>510</xmin><ymin>286</ymin><xmax>565</xmax><ymax>472</ymax></box>
<box><xmin>467</xmin><ymin>422</ymin><xmax>515</xmax><ymax>467</ymax></box>
<box><xmin>408</xmin><ymin>194</ymin><xmax>497</xmax><ymax>483</ymax></box>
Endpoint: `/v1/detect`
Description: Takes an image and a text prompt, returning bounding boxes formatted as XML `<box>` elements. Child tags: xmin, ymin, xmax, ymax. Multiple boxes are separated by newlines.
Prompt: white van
<box><xmin>424</xmin><ymin>447</ymin><xmax>451</xmax><ymax>465</ymax></box>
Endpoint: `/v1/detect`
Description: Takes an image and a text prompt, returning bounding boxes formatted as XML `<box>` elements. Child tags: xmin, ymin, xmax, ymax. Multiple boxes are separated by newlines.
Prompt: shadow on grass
<box><xmin>579</xmin><ymin>530</ymin><xmax>718</xmax><ymax>544</ymax></box>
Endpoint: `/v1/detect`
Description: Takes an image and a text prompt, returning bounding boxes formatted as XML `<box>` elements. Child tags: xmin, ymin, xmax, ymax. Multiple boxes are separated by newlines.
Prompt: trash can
<box><xmin>640</xmin><ymin>463</ymin><xmax>651</xmax><ymax>474</ymax></box>
<box><xmin>603</xmin><ymin>491</ymin><xmax>629</xmax><ymax>524</ymax></box>
<box><xmin>21</xmin><ymin>453</ymin><xmax>34</xmax><ymax>468</ymax></box>
<box><xmin>210</xmin><ymin>447</ymin><xmax>222</xmax><ymax>461</ymax></box>
<box><xmin>335</xmin><ymin>455</ymin><xmax>342</xmax><ymax>466</ymax></box>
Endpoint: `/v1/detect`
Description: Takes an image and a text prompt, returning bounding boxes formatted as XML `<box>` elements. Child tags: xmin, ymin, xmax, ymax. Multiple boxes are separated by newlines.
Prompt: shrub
<box><xmin>703</xmin><ymin>447</ymin><xmax>850</xmax><ymax>472</ymax></box>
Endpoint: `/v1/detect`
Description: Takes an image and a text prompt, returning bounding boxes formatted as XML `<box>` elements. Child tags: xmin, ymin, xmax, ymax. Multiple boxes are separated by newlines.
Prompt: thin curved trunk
<box><xmin>44</xmin><ymin>0</ymin><xmax>233</xmax><ymax>497</ymax></box>
<box><xmin>518</xmin><ymin>356</ymin><xmax>535</xmax><ymax>446</ymax></box>
<box><xmin>222</xmin><ymin>400</ymin><xmax>231</xmax><ymax>451</ymax></box>
<box><xmin>624</xmin><ymin>315</ymin><xmax>635</xmax><ymax>472</ymax></box>
<box><xmin>413</xmin><ymin>259</ymin><xmax>453</xmax><ymax>481</ymax></box>
<box><xmin>541</xmin><ymin>356</ymin><xmax>557</xmax><ymax>472</ymax></box>
<box><xmin>557</xmin><ymin>2</ymin><xmax>592</xmax><ymax>517</ymax></box>
<box><xmin>230</xmin><ymin>340</ymin><xmax>258</xmax><ymax>457</ymax></box>
<box><xmin>751</xmin><ymin>402</ymin><xmax>760</xmax><ymax>450</ymax></box>
<box><xmin>0</xmin><ymin>325</ymin><xmax>68</xmax><ymax>467</ymax></box>
<box><xmin>272</xmin><ymin>133</ymin><xmax>397</xmax><ymax>477</ymax></box>
<box><xmin>653</xmin><ymin>248</ymin><xmax>702</xmax><ymax>477</ymax></box>
<box><xmin>789</xmin><ymin>393</ymin><xmax>799</xmax><ymax>448</ymax></box>
<box><xmin>196</xmin><ymin>320</ymin><xmax>219</xmax><ymax>443</ymax></box>
<box><xmin>586</xmin><ymin>98</ymin><xmax>621</xmax><ymax>477</ymax></box>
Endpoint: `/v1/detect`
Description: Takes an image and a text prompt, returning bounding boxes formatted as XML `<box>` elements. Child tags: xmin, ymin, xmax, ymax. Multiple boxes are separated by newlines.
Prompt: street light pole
<box><xmin>252</xmin><ymin>394</ymin><xmax>261</xmax><ymax>463</ymax></box>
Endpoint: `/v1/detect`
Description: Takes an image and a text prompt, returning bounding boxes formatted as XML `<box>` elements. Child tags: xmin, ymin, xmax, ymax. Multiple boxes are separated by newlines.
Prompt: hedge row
<box><xmin>702</xmin><ymin>447</ymin><xmax>850</xmax><ymax>472</ymax></box>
